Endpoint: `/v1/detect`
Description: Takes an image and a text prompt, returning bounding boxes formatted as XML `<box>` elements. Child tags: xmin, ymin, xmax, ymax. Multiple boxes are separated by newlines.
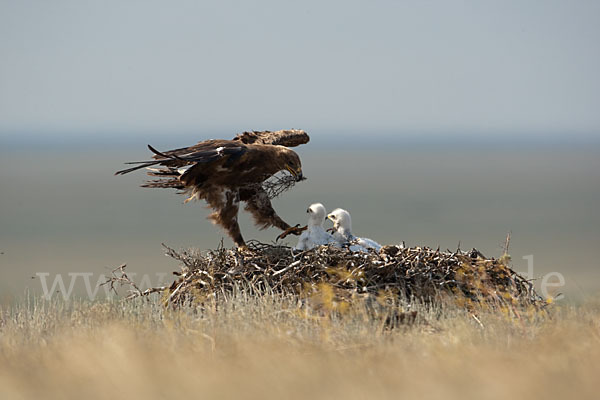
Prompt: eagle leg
<box><xmin>242</xmin><ymin>188</ymin><xmax>291</xmax><ymax>232</ymax></box>
<box><xmin>205</xmin><ymin>188</ymin><xmax>245</xmax><ymax>247</ymax></box>
<box><xmin>277</xmin><ymin>224</ymin><xmax>308</xmax><ymax>241</ymax></box>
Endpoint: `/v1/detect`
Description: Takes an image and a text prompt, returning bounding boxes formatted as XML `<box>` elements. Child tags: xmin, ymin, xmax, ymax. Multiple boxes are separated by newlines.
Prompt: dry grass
<box><xmin>1</xmin><ymin>291</ymin><xmax>599</xmax><ymax>400</ymax></box>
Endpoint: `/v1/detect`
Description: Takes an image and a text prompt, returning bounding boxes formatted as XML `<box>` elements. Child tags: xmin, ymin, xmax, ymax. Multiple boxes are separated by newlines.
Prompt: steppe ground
<box><xmin>1</xmin><ymin>293</ymin><xmax>599</xmax><ymax>400</ymax></box>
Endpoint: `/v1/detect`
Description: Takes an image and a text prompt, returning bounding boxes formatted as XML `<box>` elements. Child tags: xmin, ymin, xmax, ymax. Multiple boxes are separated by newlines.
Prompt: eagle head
<box><xmin>278</xmin><ymin>147</ymin><xmax>304</xmax><ymax>181</ymax></box>
<box><xmin>307</xmin><ymin>203</ymin><xmax>326</xmax><ymax>226</ymax></box>
<box><xmin>327</xmin><ymin>208</ymin><xmax>352</xmax><ymax>233</ymax></box>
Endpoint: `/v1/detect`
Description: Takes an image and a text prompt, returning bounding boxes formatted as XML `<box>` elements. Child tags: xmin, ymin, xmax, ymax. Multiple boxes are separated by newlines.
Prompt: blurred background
<box><xmin>1</xmin><ymin>1</ymin><xmax>598</xmax><ymax>302</ymax></box>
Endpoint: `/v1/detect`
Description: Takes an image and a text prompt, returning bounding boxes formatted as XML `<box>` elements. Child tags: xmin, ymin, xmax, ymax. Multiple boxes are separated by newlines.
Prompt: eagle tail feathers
<box><xmin>141</xmin><ymin>178</ymin><xmax>184</xmax><ymax>189</ymax></box>
<box><xmin>145</xmin><ymin>167</ymin><xmax>180</xmax><ymax>176</ymax></box>
<box><xmin>147</xmin><ymin>144</ymin><xmax>186</xmax><ymax>161</ymax></box>
<box><xmin>115</xmin><ymin>161</ymin><xmax>161</xmax><ymax>175</ymax></box>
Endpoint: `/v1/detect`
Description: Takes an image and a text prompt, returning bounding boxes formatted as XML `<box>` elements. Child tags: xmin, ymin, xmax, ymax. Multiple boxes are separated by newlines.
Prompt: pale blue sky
<box><xmin>1</xmin><ymin>0</ymin><xmax>599</xmax><ymax>139</ymax></box>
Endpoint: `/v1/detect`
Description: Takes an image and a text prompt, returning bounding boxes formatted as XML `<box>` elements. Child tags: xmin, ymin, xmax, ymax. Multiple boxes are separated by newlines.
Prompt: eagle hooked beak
<box><xmin>286</xmin><ymin>166</ymin><xmax>304</xmax><ymax>182</ymax></box>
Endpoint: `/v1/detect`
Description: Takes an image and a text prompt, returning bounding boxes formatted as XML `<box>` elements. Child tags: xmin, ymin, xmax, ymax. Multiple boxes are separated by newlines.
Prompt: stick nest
<box><xmin>123</xmin><ymin>241</ymin><xmax>544</xmax><ymax>310</ymax></box>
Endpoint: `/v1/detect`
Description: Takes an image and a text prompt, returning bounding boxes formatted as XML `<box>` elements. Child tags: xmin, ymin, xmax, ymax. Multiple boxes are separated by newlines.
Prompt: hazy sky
<box><xmin>1</xmin><ymin>0</ymin><xmax>599</xmax><ymax>138</ymax></box>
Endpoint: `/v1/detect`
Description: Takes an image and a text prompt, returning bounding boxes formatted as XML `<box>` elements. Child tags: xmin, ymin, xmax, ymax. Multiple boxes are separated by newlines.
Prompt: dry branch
<box><xmin>102</xmin><ymin>264</ymin><xmax>167</xmax><ymax>300</ymax></box>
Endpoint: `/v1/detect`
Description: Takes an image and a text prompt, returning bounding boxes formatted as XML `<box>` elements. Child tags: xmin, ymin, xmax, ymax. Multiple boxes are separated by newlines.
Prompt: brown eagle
<box><xmin>116</xmin><ymin>129</ymin><xmax>309</xmax><ymax>248</ymax></box>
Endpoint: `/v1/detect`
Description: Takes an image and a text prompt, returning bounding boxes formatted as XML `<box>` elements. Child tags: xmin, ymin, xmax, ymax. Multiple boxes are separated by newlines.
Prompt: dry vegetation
<box><xmin>1</xmin><ymin>244</ymin><xmax>599</xmax><ymax>399</ymax></box>
<box><xmin>0</xmin><ymin>291</ymin><xmax>599</xmax><ymax>399</ymax></box>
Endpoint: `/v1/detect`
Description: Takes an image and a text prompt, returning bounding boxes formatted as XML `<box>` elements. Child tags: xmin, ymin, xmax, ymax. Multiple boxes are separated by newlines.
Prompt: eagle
<box><xmin>116</xmin><ymin>129</ymin><xmax>309</xmax><ymax>248</ymax></box>
<box><xmin>326</xmin><ymin>208</ymin><xmax>382</xmax><ymax>252</ymax></box>
<box><xmin>294</xmin><ymin>203</ymin><xmax>336</xmax><ymax>251</ymax></box>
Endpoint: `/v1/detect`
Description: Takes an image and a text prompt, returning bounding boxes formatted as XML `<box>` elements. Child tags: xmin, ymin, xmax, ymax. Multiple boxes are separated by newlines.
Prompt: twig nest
<box><xmin>157</xmin><ymin>241</ymin><xmax>544</xmax><ymax>309</ymax></box>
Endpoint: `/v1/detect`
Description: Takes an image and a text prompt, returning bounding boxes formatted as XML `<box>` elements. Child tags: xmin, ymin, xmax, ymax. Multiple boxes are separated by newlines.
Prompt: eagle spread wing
<box><xmin>232</xmin><ymin>129</ymin><xmax>310</xmax><ymax>147</ymax></box>
<box><xmin>116</xmin><ymin>130</ymin><xmax>309</xmax><ymax>247</ymax></box>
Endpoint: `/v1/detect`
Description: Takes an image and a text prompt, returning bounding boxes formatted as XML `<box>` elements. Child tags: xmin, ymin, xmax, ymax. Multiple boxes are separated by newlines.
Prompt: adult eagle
<box><xmin>116</xmin><ymin>129</ymin><xmax>309</xmax><ymax>248</ymax></box>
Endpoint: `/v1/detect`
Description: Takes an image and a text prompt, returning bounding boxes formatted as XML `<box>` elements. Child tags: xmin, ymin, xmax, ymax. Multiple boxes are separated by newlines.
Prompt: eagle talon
<box><xmin>277</xmin><ymin>224</ymin><xmax>307</xmax><ymax>241</ymax></box>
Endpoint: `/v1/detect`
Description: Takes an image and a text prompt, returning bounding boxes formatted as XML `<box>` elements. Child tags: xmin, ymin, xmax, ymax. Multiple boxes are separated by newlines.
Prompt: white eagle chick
<box><xmin>295</xmin><ymin>203</ymin><xmax>336</xmax><ymax>250</ymax></box>
<box><xmin>326</xmin><ymin>208</ymin><xmax>382</xmax><ymax>252</ymax></box>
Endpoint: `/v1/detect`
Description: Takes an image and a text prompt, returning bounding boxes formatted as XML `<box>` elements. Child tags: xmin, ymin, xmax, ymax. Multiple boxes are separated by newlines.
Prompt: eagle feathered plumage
<box><xmin>116</xmin><ymin>129</ymin><xmax>309</xmax><ymax>247</ymax></box>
